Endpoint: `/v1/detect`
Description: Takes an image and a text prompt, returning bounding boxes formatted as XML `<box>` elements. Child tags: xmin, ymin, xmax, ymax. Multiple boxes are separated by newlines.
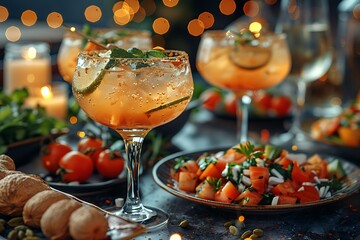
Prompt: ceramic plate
<box><xmin>4</xmin><ymin>128</ymin><xmax>69</xmax><ymax>167</ymax></box>
<box><xmin>153</xmin><ymin>147</ymin><xmax>360</xmax><ymax>213</ymax></box>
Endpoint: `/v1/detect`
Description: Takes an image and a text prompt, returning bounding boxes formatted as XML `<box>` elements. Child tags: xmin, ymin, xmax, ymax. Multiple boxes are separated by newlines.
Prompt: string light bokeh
<box><xmin>0</xmin><ymin>0</ymin><xmax>279</xmax><ymax>44</ymax></box>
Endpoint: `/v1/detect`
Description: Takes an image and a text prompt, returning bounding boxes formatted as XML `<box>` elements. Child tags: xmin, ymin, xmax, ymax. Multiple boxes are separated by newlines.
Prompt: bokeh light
<box><xmin>198</xmin><ymin>12</ymin><xmax>214</xmax><ymax>29</ymax></box>
<box><xmin>114</xmin><ymin>8</ymin><xmax>131</xmax><ymax>25</ymax></box>
<box><xmin>162</xmin><ymin>0</ymin><xmax>179</xmax><ymax>8</ymax></box>
<box><xmin>249</xmin><ymin>21</ymin><xmax>262</xmax><ymax>33</ymax></box>
<box><xmin>5</xmin><ymin>26</ymin><xmax>21</xmax><ymax>42</ymax></box>
<box><xmin>142</xmin><ymin>0</ymin><xmax>156</xmax><ymax>16</ymax></box>
<box><xmin>243</xmin><ymin>1</ymin><xmax>259</xmax><ymax>17</ymax></box>
<box><xmin>187</xmin><ymin>19</ymin><xmax>204</xmax><ymax>37</ymax></box>
<box><xmin>133</xmin><ymin>7</ymin><xmax>146</xmax><ymax>23</ymax></box>
<box><xmin>46</xmin><ymin>12</ymin><xmax>63</xmax><ymax>28</ymax></box>
<box><xmin>125</xmin><ymin>0</ymin><xmax>140</xmax><ymax>13</ymax></box>
<box><xmin>21</xmin><ymin>10</ymin><xmax>37</xmax><ymax>26</ymax></box>
<box><xmin>0</xmin><ymin>6</ymin><xmax>9</xmax><ymax>22</ymax></box>
<box><xmin>153</xmin><ymin>17</ymin><xmax>170</xmax><ymax>35</ymax></box>
<box><xmin>219</xmin><ymin>0</ymin><xmax>236</xmax><ymax>15</ymax></box>
<box><xmin>84</xmin><ymin>5</ymin><xmax>102</xmax><ymax>23</ymax></box>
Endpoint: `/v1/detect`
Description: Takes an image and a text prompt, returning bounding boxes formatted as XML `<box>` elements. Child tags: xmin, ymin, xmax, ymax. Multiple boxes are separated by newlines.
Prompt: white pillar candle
<box><xmin>3</xmin><ymin>42</ymin><xmax>51</xmax><ymax>94</ymax></box>
<box><xmin>24</xmin><ymin>83</ymin><xmax>68</xmax><ymax>119</ymax></box>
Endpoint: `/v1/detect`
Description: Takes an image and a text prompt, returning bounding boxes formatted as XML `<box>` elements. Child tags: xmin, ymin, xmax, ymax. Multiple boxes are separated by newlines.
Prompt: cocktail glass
<box><xmin>196</xmin><ymin>30</ymin><xmax>291</xmax><ymax>143</ymax></box>
<box><xmin>72</xmin><ymin>49</ymin><xmax>194</xmax><ymax>230</ymax></box>
<box><xmin>57</xmin><ymin>28</ymin><xmax>152</xmax><ymax>84</ymax></box>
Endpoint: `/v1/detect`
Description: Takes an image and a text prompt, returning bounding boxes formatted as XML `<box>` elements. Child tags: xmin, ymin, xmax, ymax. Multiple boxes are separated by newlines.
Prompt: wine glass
<box><xmin>196</xmin><ymin>29</ymin><xmax>291</xmax><ymax>143</ymax></box>
<box><xmin>72</xmin><ymin>49</ymin><xmax>194</xmax><ymax>230</ymax></box>
<box><xmin>271</xmin><ymin>0</ymin><xmax>333</xmax><ymax>146</ymax></box>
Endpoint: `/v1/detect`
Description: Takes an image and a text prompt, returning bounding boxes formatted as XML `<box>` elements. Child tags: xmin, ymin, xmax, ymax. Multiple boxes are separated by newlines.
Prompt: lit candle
<box><xmin>24</xmin><ymin>83</ymin><xmax>68</xmax><ymax>119</ymax></box>
<box><xmin>3</xmin><ymin>42</ymin><xmax>51</xmax><ymax>94</ymax></box>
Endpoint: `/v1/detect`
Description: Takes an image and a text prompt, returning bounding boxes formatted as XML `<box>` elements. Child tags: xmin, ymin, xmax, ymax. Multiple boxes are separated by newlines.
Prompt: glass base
<box><xmin>270</xmin><ymin>130</ymin><xmax>308</xmax><ymax>148</ymax></box>
<box><xmin>108</xmin><ymin>205</ymin><xmax>169</xmax><ymax>231</ymax></box>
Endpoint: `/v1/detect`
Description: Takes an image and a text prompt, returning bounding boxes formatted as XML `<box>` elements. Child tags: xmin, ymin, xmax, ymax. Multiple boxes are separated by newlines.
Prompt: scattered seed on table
<box><xmin>241</xmin><ymin>230</ymin><xmax>253</xmax><ymax>239</ymax></box>
<box><xmin>179</xmin><ymin>219</ymin><xmax>189</xmax><ymax>228</ymax></box>
<box><xmin>229</xmin><ymin>225</ymin><xmax>239</xmax><ymax>235</ymax></box>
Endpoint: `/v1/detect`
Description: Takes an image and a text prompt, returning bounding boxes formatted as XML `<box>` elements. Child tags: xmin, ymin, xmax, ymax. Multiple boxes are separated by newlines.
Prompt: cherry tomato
<box><xmin>224</xmin><ymin>92</ymin><xmax>237</xmax><ymax>116</ymax></box>
<box><xmin>270</xmin><ymin>95</ymin><xmax>292</xmax><ymax>117</ymax></box>
<box><xmin>252</xmin><ymin>92</ymin><xmax>272</xmax><ymax>115</ymax></box>
<box><xmin>96</xmin><ymin>149</ymin><xmax>125</xmax><ymax>179</ymax></box>
<box><xmin>77</xmin><ymin>135</ymin><xmax>104</xmax><ymax>165</ymax></box>
<box><xmin>200</xmin><ymin>88</ymin><xmax>223</xmax><ymax>111</ymax></box>
<box><xmin>58</xmin><ymin>151</ymin><xmax>94</xmax><ymax>183</ymax></box>
<box><xmin>41</xmin><ymin>142</ymin><xmax>72</xmax><ymax>174</ymax></box>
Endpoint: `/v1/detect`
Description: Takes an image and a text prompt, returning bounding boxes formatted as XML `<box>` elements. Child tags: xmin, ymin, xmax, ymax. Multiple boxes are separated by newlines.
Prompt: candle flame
<box><xmin>70</xmin><ymin>26</ymin><xmax>76</xmax><ymax>32</ymax></box>
<box><xmin>41</xmin><ymin>86</ymin><xmax>53</xmax><ymax>99</ymax></box>
<box><xmin>238</xmin><ymin>215</ymin><xmax>245</xmax><ymax>222</ymax></box>
<box><xmin>23</xmin><ymin>47</ymin><xmax>37</xmax><ymax>60</ymax></box>
<box><xmin>249</xmin><ymin>21</ymin><xmax>262</xmax><ymax>37</ymax></box>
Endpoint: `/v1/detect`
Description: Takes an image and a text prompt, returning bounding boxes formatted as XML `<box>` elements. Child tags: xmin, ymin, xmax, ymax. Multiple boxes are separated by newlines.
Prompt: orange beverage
<box><xmin>196</xmin><ymin>30</ymin><xmax>291</xmax><ymax>93</ymax></box>
<box><xmin>73</xmin><ymin>50</ymin><xmax>193</xmax><ymax>131</ymax></box>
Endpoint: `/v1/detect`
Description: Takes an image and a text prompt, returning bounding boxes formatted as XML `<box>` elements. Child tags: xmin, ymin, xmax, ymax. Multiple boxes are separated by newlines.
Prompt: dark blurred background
<box><xmin>0</xmin><ymin>0</ymin><xmax>344</xmax><ymax>86</ymax></box>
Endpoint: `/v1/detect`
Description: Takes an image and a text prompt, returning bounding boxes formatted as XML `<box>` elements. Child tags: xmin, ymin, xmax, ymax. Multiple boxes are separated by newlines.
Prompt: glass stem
<box><xmin>237</xmin><ymin>94</ymin><xmax>252</xmax><ymax>143</ymax></box>
<box><xmin>292</xmin><ymin>81</ymin><xmax>307</xmax><ymax>134</ymax></box>
<box><xmin>122</xmin><ymin>135</ymin><xmax>145</xmax><ymax>214</ymax></box>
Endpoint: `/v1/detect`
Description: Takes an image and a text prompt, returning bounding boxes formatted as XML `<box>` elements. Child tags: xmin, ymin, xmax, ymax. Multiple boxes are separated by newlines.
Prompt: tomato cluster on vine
<box><xmin>40</xmin><ymin>135</ymin><xmax>125</xmax><ymax>183</ymax></box>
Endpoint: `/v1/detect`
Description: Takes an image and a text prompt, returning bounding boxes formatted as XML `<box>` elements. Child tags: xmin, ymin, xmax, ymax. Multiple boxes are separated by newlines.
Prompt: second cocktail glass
<box><xmin>72</xmin><ymin>49</ymin><xmax>194</xmax><ymax>230</ymax></box>
<box><xmin>196</xmin><ymin>30</ymin><xmax>291</xmax><ymax>143</ymax></box>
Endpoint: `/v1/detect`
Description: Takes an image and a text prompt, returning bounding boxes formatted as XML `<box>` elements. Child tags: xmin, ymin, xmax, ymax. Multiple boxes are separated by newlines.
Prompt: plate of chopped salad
<box><xmin>153</xmin><ymin>142</ymin><xmax>360</xmax><ymax>212</ymax></box>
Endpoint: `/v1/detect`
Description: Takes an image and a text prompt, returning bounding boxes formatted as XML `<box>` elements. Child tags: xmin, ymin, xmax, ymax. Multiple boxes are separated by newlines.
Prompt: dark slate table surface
<box><xmin>7</xmin><ymin>109</ymin><xmax>360</xmax><ymax>240</ymax></box>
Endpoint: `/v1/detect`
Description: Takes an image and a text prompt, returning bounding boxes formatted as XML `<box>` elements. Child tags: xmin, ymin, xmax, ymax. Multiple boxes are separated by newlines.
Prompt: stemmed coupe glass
<box><xmin>196</xmin><ymin>29</ymin><xmax>291</xmax><ymax>143</ymax></box>
<box><xmin>57</xmin><ymin>27</ymin><xmax>152</xmax><ymax>143</ymax></box>
<box><xmin>271</xmin><ymin>0</ymin><xmax>333</xmax><ymax>146</ymax></box>
<box><xmin>72</xmin><ymin>49</ymin><xmax>194</xmax><ymax>230</ymax></box>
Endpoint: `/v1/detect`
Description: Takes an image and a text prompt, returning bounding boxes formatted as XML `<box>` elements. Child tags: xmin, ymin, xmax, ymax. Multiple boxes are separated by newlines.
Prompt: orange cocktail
<box><xmin>72</xmin><ymin>49</ymin><xmax>193</xmax><ymax>230</ymax></box>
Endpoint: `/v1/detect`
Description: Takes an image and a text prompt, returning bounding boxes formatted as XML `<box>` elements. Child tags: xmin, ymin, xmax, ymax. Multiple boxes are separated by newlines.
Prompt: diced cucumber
<box><xmin>264</xmin><ymin>145</ymin><xmax>282</xmax><ymax>161</ymax></box>
<box><xmin>327</xmin><ymin>159</ymin><xmax>346</xmax><ymax>179</ymax></box>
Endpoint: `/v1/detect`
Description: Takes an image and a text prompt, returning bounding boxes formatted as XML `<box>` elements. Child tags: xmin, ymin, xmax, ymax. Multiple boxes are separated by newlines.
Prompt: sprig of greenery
<box><xmin>233</xmin><ymin>141</ymin><xmax>263</xmax><ymax>160</ymax></box>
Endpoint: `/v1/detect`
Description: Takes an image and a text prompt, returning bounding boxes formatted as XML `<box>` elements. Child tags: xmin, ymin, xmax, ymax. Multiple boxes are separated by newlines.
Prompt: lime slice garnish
<box><xmin>229</xmin><ymin>44</ymin><xmax>272</xmax><ymax>69</ymax></box>
<box><xmin>72</xmin><ymin>69</ymin><xmax>105</xmax><ymax>95</ymax></box>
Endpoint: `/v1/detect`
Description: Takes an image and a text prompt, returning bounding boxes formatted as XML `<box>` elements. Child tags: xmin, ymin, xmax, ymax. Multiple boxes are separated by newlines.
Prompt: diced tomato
<box><xmin>291</xmin><ymin>185</ymin><xmax>320</xmax><ymax>203</ymax></box>
<box><xmin>277</xmin><ymin>157</ymin><xmax>293</xmax><ymax>169</ymax></box>
<box><xmin>324</xmin><ymin>118</ymin><xmax>340</xmax><ymax>136</ymax></box>
<box><xmin>278</xmin><ymin>195</ymin><xmax>297</xmax><ymax>205</ymax></box>
<box><xmin>291</xmin><ymin>161</ymin><xmax>311</xmax><ymax>184</ymax></box>
<box><xmin>302</xmin><ymin>156</ymin><xmax>328</xmax><ymax>180</ymax></box>
<box><xmin>199</xmin><ymin>163</ymin><xmax>222</xmax><ymax>181</ymax></box>
<box><xmin>235</xmin><ymin>189</ymin><xmax>263</xmax><ymax>206</ymax></box>
<box><xmin>195</xmin><ymin>178</ymin><xmax>217</xmax><ymax>200</ymax></box>
<box><xmin>214</xmin><ymin>161</ymin><xmax>227</xmax><ymax>173</ymax></box>
<box><xmin>171</xmin><ymin>160</ymin><xmax>200</xmax><ymax>181</ymax></box>
<box><xmin>218</xmin><ymin>144</ymin><xmax>246</xmax><ymax>164</ymax></box>
<box><xmin>249</xmin><ymin>166</ymin><xmax>269</xmax><ymax>194</ymax></box>
<box><xmin>178</xmin><ymin>172</ymin><xmax>198</xmax><ymax>192</ymax></box>
<box><xmin>214</xmin><ymin>181</ymin><xmax>240</xmax><ymax>203</ymax></box>
<box><xmin>180</xmin><ymin>160</ymin><xmax>200</xmax><ymax>173</ymax></box>
<box><xmin>270</xmin><ymin>179</ymin><xmax>296</xmax><ymax>196</ymax></box>
<box><xmin>200</xmin><ymin>88</ymin><xmax>223</xmax><ymax>111</ymax></box>
<box><xmin>270</xmin><ymin>95</ymin><xmax>292</xmax><ymax>117</ymax></box>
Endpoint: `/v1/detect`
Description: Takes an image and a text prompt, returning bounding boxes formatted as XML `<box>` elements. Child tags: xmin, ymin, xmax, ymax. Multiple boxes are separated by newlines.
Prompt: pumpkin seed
<box><xmin>0</xmin><ymin>223</ymin><xmax>4</xmax><ymax>234</ymax></box>
<box><xmin>25</xmin><ymin>229</ymin><xmax>34</xmax><ymax>237</ymax></box>
<box><xmin>14</xmin><ymin>225</ymin><xmax>28</xmax><ymax>232</ymax></box>
<box><xmin>7</xmin><ymin>230</ymin><xmax>17</xmax><ymax>240</ymax></box>
<box><xmin>250</xmin><ymin>234</ymin><xmax>259</xmax><ymax>240</ymax></box>
<box><xmin>179</xmin><ymin>219</ymin><xmax>189</xmax><ymax>228</ymax></box>
<box><xmin>229</xmin><ymin>225</ymin><xmax>239</xmax><ymax>235</ymax></box>
<box><xmin>253</xmin><ymin>228</ymin><xmax>264</xmax><ymax>237</ymax></box>
<box><xmin>241</xmin><ymin>230</ymin><xmax>253</xmax><ymax>239</ymax></box>
<box><xmin>0</xmin><ymin>219</ymin><xmax>5</xmax><ymax>225</ymax></box>
<box><xmin>224</xmin><ymin>220</ymin><xmax>235</xmax><ymax>227</ymax></box>
<box><xmin>8</xmin><ymin>217</ymin><xmax>24</xmax><ymax>227</ymax></box>
<box><xmin>18</xmin><ymin>229</ymin><xmax>25</xmax><ymax>239</ymax></box>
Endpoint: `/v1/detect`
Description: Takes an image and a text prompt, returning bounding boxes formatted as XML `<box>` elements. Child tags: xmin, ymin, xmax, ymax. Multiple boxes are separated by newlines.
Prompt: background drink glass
<box><xmin>196</xmin><ymin>30</ymin><xmax>291</xmax><ymax>143</ymax></box>
<box><xmin>271</xmin><ymin>0</ymin><xmax>333</xmax><ymax>145</ymax></box>
<box><xmin>72</xmin><ymin>50</ymin><xmax>194</xmax><ymax>230</ymax></box>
